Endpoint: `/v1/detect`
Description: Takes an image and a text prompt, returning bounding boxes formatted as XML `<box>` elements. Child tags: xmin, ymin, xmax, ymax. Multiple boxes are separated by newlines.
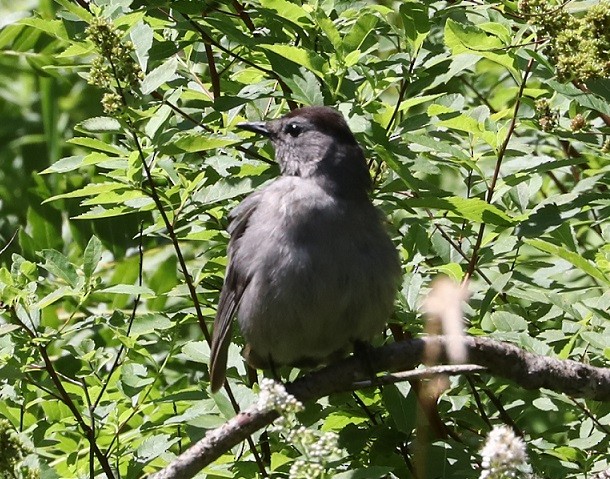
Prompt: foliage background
<box><xmin>0</xmin><ymin>0</ymin><xmax>609</xmax><ymax>477</ymax></box>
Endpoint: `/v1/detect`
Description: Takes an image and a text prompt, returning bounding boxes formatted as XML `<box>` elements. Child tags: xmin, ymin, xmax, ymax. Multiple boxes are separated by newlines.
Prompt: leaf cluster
<box><xmin>0</xmin><ymin>0</ymin><xmax>609</xmax><ymax>478</ymax></box>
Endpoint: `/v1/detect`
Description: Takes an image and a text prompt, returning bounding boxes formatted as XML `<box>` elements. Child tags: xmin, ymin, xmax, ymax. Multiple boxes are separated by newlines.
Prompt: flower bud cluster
<box><xmin>0</xmin><ymin>419</ymin><xmax>39</xmax><ymax>479</ymax></box>
<box><xmin>257</xmin><ymin>379</ymin><xmax>341</xmax><ymax>478</ymax></box>
<box><xmin>570</xmin><ymin>113</ymin><xmax>587</xmax><ymax>132</ymax></box>
<box><xmin>479</xmin><ymin>425</ymin><xmax>530</xmax><ymax>479</ymax></box>
<box><xmin>257</xmin><ymin>378</ymin><xmax>304</xmax><ymax>414</ymax></box>
<box><xmin>534</xmin><ymin>99</ymin><xmax>557</xmax><ymax>132</ymax></box>
<box><xmin>519</xmin><ymin>0</ymin><xmax>610</xmax><ymax>82</ymax></box>
<box><xmin>85</xmin><ymin>16</ymin><xmax>143</xmax><ymax>114</ymax></box>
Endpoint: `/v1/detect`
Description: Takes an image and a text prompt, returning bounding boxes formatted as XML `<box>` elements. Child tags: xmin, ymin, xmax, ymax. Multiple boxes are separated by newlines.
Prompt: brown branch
<box><xmin>72</xmin><ymin>0</ymin><xmax>91</xmax><ymax>12</ymax></box>
<box><xmin>203</xmin><ymin>43</ymin><xmax>220</xmax><ymax>99</ymax></box>
<box><xmin>231</xmin><ymin>0</ymin><xmax>256</xmax><ymax>32</ymax></box>
<box><xmin>148</xmin><ymin>335</ymin><xmax>610</xmax><ymax>479</ymax></box>
<box><xmin>180</xmin><ymin>13</ymin><xmax>297</xmax><ymax>110</ymax></box>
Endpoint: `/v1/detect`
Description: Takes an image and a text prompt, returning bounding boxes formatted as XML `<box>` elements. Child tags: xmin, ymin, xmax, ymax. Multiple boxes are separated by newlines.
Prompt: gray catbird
<box><xmin>209</xmin><ymin>106</ymin><xmax>401</xmax><ymax>392</ymax></box>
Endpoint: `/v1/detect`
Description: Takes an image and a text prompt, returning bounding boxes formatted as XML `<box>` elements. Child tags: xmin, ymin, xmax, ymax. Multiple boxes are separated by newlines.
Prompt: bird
<box><xmin>209</xmin><ymin>106</ymin><xmax>401</xmax><ymax>392</ymax></box>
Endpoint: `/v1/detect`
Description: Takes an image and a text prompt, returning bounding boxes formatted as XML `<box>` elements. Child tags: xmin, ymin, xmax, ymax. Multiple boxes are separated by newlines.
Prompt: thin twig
<box><xmin>0</xmin><ymin>227</ymin><xmax>19</xmax><ymax>257</ymax></box>
<box><xmin>39</xmin><ymin>345</ymin><xmax>116</xmax><ymax>478</ymax></box>
<box><xmin>352</xmin><ymin>364</ymin><xmax>486</xmax><ymax>388</ymax></box>
<box><xmin>464</xmin><ymin>56</ymin><xmax>535</xmax><ymax>282</ymax></box>
<box><xmin>465</xmin><ymin>376</ymin><xmax>492</xmax><ymax>428</ymax></box>
<box><xmin>461</xmin><ymin>76</ymin><xmax>496</xmax><ymax>112</ymax></box>
<box><xmin>386</xmin><ymin>54</ymin><xmax>418</xmax><ymax>133</ymax></box>
<box><xmin>351</xmin><ymin>391</ymin><xmax>378</xmax><ymax>424</ymax></box>
<box><xmin>8</xmin><ymin>308</ymin><xmax>116</xmax><ymax>477</ymax></box>
<box><xmin>81</xmin><ymin>378</ymin><xmax>95</xmax><ymax>479</ymax></box>
<box><xmin>569</xmin><ymin>397</ymin><xmax>610</xmax><ymax>436</ymax></box>
<box><xmin>93</xmin><ymin>222</ymin><xmax>144</xmax><ymax>410</ymax></box>
<box><xmin>480</xmin><ymin>386</ymin><xmax>523</xmax><ymax>437</ymax></box>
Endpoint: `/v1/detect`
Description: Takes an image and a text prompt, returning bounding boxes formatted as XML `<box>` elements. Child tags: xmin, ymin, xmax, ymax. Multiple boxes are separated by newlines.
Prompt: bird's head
<box><xmin>238</xmin><ymin>106</ymin><xmax>372</xmax><ymax>198</ymax></box>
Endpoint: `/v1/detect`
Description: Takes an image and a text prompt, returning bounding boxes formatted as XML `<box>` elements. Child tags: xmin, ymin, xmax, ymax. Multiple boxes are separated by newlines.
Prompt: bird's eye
<box><xmin>285</xmin><ymin>123</ymin><xmax>303</xmax><ymax>137</ymax></box>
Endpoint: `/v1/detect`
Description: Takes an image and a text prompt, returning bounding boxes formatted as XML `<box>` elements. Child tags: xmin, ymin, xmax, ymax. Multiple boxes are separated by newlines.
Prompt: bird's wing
<box><xmin>209</xmin><ymin>192</ymin><xmax>262</xmax><ymax>392</ymax></box>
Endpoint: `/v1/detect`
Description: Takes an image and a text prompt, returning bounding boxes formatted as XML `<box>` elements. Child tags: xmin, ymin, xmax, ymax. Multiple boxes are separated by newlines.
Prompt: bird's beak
<box><xmin>237</xmin><ymin>121</ymin><xmax>270</xmax><ymax>137</ymax></box>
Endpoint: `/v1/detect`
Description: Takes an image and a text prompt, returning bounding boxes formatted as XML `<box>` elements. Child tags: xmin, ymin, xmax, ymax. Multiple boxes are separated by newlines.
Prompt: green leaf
<box><xmin>130</xmin><ymin>313</ymin><xmax>173</xmax><ymax>336</ymax></box>
<box><xmin>315</xmin><ymin>11</ymin><xmax>342</xmax><ymax>52</ymax></box>
<box><xmin>193</xmin><ymin>177</ymin><xmax>261</xmax><ymax>205</ymax></box>
<box><xmin>67</xmin><ymin>137</ymin><xmax>126</xmax><ymax>155</ymax></box>
<box><xmin>45</xmin><ymin>182</ymin><xmax>126</xmax><ymax>203</ymax></box>
<box><xmin>41</xmin><ymin>155</ymin><xmax>85</xmax><ymax>174</ymax></box>
<box><xmin>548</xmin><ymin>80</ymin><xmax>610</xmax><ymax>117</ymax></box>
<box><xmin>400</xmin><ymin>2</ymin><xmax>430</xmax><ymax>53</ymax></box>
<box><xmin>260</xmin><ymin>0</ymin><xmax>311</xmax><ymax>26</ymax></box>
<box><xmin>382</xmin><ymin>384</ymin><xmax>415</xmax><ymax>434</ymax></box>
<box><xmin>42</xmin><ymin>152</ymin><xmax>118</xmax><ymax>175</ymax></box>
<box><xmin>80</xmin><ymin>189</ymin><xmax>150</xmax><ymax>207</ymax></box>
<box><xmin>54</xmin><ymin>0</ymin><xmax>94</xmax><ymax>21</ymax></box>
<box><xmin>405</xmin><ymin>196</ymin><xmax>515</xmax><ymax>226</ymax></box>
<box><xmin>136</xmin><ymin>434</ymin><xmax>178</xmax><ymax>462</ymax></box>
<box><xmin>0</xmin><ymin>324</ymin><xmax>20</xmax><ymax>336</ymax></box>
<box><xmin>160</xmin><ymin>132</ymin><xmax>240</xmax><ymax>154</ymax></box>
<box><xmin>428</xmin><ymin>106</ymin><xmax>497</xmax><ymax>148</ymax></box>
<box><xmin>38</xmin><ymin>249</ymin><xmax>80</xmax><ymax>289</ymax></box>
<box><xmin>121</xmin><ymin>362</ymin><xmax>154</xmax><ymax>389</ymax></box>
<box><xmin>141</xmin><ymin>56</ymin><xmax>178</xmax><ymax>94</ymax></box>
<box><xmin>444</xmin><ymin>19</ymin><xmax>517</xmax><ymax>77</ymax></box>
<box><xmin>57</xmin><ymin>42</ymin><xmax>93</xmax><ymax>57</ymax></box>
<box><xmin>83</xmin><ymin>236</ymin><xmax>103</xmax><ymax>281</ymax></box>
<box><xmin>436</xmin><ymin>262</ymin><xmax>464</xmax><ymax>281</ymax></box>
<box><xmin>343</xmin><ymin>13</ymin><xmax>378</xmax><ymax>52</ymax></box>
<box><xmin>532</xmin><ymin>397</ymin><xmax>559</xmax><ymax>411</ymax></box>
<box><xmin>32</xmin><ymin>286</ymin><xmax>74</xmax><ymax>309</ymax></box>
<box><xmin>73</xmin><ymin>206</ymin><xmax>131</xmax><ymax>219</ymax></box>
<box><xmin>100</xmin><ymin>285</ymin><xmax>155</xmax><ymax>297</ymax></box>
<box><xmin>525</xmin><ymin>239</ymin><xmax>609</xmax><ymax>284</ymax></box>
<box><xmin>401</xmin><ymin>132</ymin><xmax>469</xmax><ymax>160</ymax></box>
<box><xmin>490</xmin><ymin>311</ymin><xmax>528</xmax><ymax>332</ymax></box>
<box><xmin>398</xmin><ymin>93</ymin><xmax>444</xmax><ymax>113</ymax></box>
<box><xmin>282</xmin><ymin>69</ymin><xmax>323</xmax><ymax>106</ymax></box>
<box><xmin>182</xmin><ymin>341</ymin><xmax>210</xmax><ymax>363</ymax></box>
<box><xmin>77</xmin><ymin>117</ymin><xmax>123</xmax><ymax>134</ymax></box>
<box><xmin>130</xmin><ymin>21</ymin><xmax>153</xmax><ymax>71</ymax></box>
<box><xmin>260</xmin><ymin>44</ymin><xmax>326</xmax><ymax>78</ymax></box>
<box><xmin>19</xmin><ymin>17</ymin><xmax>68</xmax><ymax>41</ymax></box>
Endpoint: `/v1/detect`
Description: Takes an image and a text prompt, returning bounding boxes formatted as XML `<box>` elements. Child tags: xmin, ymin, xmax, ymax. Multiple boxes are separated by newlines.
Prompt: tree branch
<box><xmin>149</xmin><ymin>335</ymin><xmax>610</xmax><ymax>479</ymax></box>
